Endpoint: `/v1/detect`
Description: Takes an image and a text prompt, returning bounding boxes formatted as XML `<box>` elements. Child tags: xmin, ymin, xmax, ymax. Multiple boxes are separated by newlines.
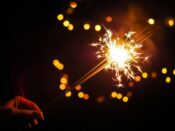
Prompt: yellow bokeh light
<box><xmin>116</xmin><ymin>93</ymin><xmax>122</xmax><ymax>100</ymax></box>
<box><xmin>105</xmin><ymin>16</ymin><xmax>112</xmax><ymax>23</ymax></box>
<box><xmin>161</xmin><ymin>68</ymin><xmax>167</xmax><ymax>74</ymax></box>
<box><xmin>111</xmin><ymin>91</ymin><xmax>117</xmax><ymax>98</ymax></box>
<box><xmin>78</xmin><ymin>92</ymin><xmax>84</xmax><ymax>98</ymax></box>
<box><xmin>67</xmin><ymin>24</ymin><xmax>74</xmax><ymax>31</ymax></box>
<box><xmin>65</xmin><ymin>91</ymin><xmax>72</xmax><ymax>97</ymax></box>
<box><xmin>128</xmin><ymin>81</ymin><xmax>134</xmax><ymax>87</ymax></box>
<box><xmin>151</xmin><ymin>72</ymin><xmax>157</xmax><ymax>78</ymax></box>
<box><xmin>57</xmin><ymin>14</ymin><xmax>64</xmax><ymax>21</ymax></box>
<box><xmin>63</xmin><ymin>20</ymin><xmax>70</xmax><ymax>27</ymax></box>
<box><xmin>122</xmin><ymin>96</ymin><xmax>129</xmax><ymax>103</ymax></box>
<box><xmin>83</xmin><ymin>23</ymin><xmax>90</xmax><ymax>30</ymax></box>
<box><xmin>148</xmin><ymin>18</ymin><xmax>155</xmax><ymax>25</ymax></box>
<box><xmin>165</xmin><ymin>76</ymin><xmax>171</xmax><ymax>83</ymax></box>
<box><xmin>135</xmin><ymin>75</ymin><xmax>141</xmax><ymax>82</ymax></box>
<box><xmin>95</xmin><ymin>24</ymin><xmax>101</xmax><ymax>32</ymax></box>
<box><xmin>69</xmin><ymin>1</ymin><xmax>77</xmax><ymax>8</ymax></box>
<box><xmin>60</xmin><ymin>77</ymin><xmax>68</xmax><ymax>85</ymax></box>
<box><xmin>84</xmin><ymin>94</ymin><xmax>89</xmax><ymax>100</ymax></box>
<box><xmin>168</xmin><ymin>19</ymin><xmax>174</xmax><ymax>27</ymax></box>
<box><xmin>173</xmin><ymin>69</ymin><xmax>175</xmax><ymax>75</ymax></box>
<box><xmin>59</xmin><ymin>84</ymin><xmax>66</xmax><ymax>90</ymax></box>
<box><xmin>142</xmin><ymin>72</ymin><xmax>148</xmax><ymax>79</ymax></box>
<box><xmin>58</xmin><ymin>63</ymin><xmax>64</xmax><ymax>70</ymax></box>
<box><xmin>53</xmin><ymin>59</ymin><xmax>60</xmax><ymax>67</ymax></box>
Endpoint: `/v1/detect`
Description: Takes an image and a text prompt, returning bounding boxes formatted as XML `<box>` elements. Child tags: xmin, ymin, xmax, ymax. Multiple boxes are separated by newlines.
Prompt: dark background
<box><xmin>2</xmin><ymin>0</ymin><xmax>175</xmax><ymax>130</ymax></box>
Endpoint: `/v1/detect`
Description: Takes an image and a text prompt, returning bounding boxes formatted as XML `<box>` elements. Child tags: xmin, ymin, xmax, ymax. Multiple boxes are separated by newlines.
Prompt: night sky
<box><xmin>3</xmin><ymin>0</ymin><xmax>175</xmax><ymax>130</ymax></box>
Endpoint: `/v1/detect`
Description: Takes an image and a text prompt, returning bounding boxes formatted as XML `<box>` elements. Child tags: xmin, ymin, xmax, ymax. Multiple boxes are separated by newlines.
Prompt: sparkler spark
<box><xmin>91</xmin><ymin>29</ymin><xmax>149</xmax><ymax>87</ymax></box>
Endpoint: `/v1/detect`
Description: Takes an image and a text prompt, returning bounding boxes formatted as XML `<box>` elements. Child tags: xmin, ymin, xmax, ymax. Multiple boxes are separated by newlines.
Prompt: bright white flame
<box><xmin>91</xmin><ymin>29</ymin><xmax>148</xmax><ymax>87</ymax></box>
<box><xmin>109</xmin><ymin>46</ymin><xmax>129</xmax><ymax>68</ymax></box>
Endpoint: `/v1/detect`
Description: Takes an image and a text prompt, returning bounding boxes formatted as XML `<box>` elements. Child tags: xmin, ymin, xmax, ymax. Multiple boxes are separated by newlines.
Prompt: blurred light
<box><xmin>65</xmin><ymin>91</ymin><xmax>72</xmax><ymax>97</ymax></box>
<box><xmin>83</xmin><ymin>94</ymin><xmax>89</xmax><ymax>100</ymax></box>
<box><xmin>128</xmin><ymin>81</ymin><xmax>134</xmax><ymax>87</ymax></box>
<box><xmin>57</xmin><ymin>14</ymin><xmax>64</xmax><ymax>21</ymax></box>
<box><xmin>151</xmin><ymin>72</ymin><xmax>157</xmax><ymax>78</ymax></box>
<box><xmin>53</xmin><ymin>59</ymin><xmax>60</xmax><ymax>67</ymax></box>
<box><xmin>60</xmin><ymin>77</ymin><xmax>68</xmax><ymax>85</ymax></box>
<box><xmin>161</xmin><ymin>68</ymin><xmax>167</xmax><ymax>74</ymax></box>
<box><xmin>168</xmin><ymin>18</ymin><xmax>174</xmax><ymax>27</ymax></box>
<box><xmin>78</xmin><ymin>92</ymin><xmax>84</xmax><ymax>98</ymax></box>
<box><xmin>83</xmin><ymin>23</ymin><xmax>90</xmax><ymax>30</ymax></box>
<box><xmin>69</xmin><ymin>1</ymin><xmax>77</xmax><ymax>8</ymax></box>
<box><xmin>105</xmin><ymin>16</ymin><xmax>112</xmax><ymax>23</ymax></box>
<box><xmin>135</xmin><ymin>75</ymin><xmax>141</xmax><ymax>82</ymax></box>
<box><xmin>95</xmin><ymin>24</ymin><xmax>101</xmax><ymax>32</ymax></box>
<box><xmin>148</xmin><ymin>18</ymin><xmax>155</xmax><ymax>25</ymax></box>
<box><xmin>66</xmin><ymin>8</ymin><xmax>74</xmax><ymax>15</ymax></box>
<box><xmin>67</xmin><ymin>24</ymin><xmax>74</xmax><ymax>31</ymax></box>
<box><xmin>165</xmin><ymin>76</ymin><xmax>171</xmax><ymax>83</ymax></box>
<box><xmin>127</xmin><ymin>92</ymin><xmax>133</xmax><ymax>97</ymax></box>
<box><xmin>59</xmin><ymin>84</ymin><xmax>66</xmax><ymax>90</ymax></box>
<box><xmin>116</xmin><ymin>93</ymin><xmax>122</xmax><ymax>100</ymax></box>
<box><xmin>122</xmin><ymin>96</ymin><xmax>129</xmax><ymax>103</ymax></box>
<box><xmin>142</xmin><ymin>72</ymin><xmax>148</xmax><ymax>79</ymax></box>
<box><xmin>173</xmin><ymin>69</ymin><xmax>175</xmax><ymax>75</ymax></box>
<box><xmin>58</xmin><ymin>64</ymin><xmax>64</xmax><ymax>70</ymax></box>
<box><xmin>63</xmin><ymin>20</ymin><xmax>70</xmax><ymax>27</ymax></box>
<box><xmin>96</xmin><ymin>96</ymin><xmax>105</xmax><ymax>103</ymax></box>
<box><xmin>75</xmin><ymin>85</ymin><xmax>81</xmax><ymax>91</ymax></box>
<box><xmin>111</xmin><ymin>91</ymin><xmax>117</xmax><ymax>98</ymax></box>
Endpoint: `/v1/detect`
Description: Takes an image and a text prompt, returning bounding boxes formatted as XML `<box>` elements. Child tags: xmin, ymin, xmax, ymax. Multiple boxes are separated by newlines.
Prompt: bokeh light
<box><xmin>65</xmin><ymin>91</ymin><xmax>72</xmax><ymax>97</ymax></box>
<box><xmin>83</xmin><ymin>23</ymin><xmax>90</xmax><ymax>30</ymax></box>
<box><xmin>105</xmin><ymin>16</ymin><xmax>112</xmax><ymax>23</ymax></box>
<box><xmin>142</xmin><ymin>72</ymin><xmax>148</xmax><ymax>79</ymax></box>
<box><xmin>161</xmin><ymin>68</ymin><xmax>167</xmax><ymax>74</ymax></box>
<box><xmin>57</xmin><ymin>14</ymin><xmax>64</xmax><ymax>21</ymax></box>
<box><xmin>122</xmin><ymin>96</ymin><xmax>129</xmax><ymax>103</ymax></box>
<box><xmin>95</xmin><ymin>24</ymin><xmax>101</xmax><ymax>32</ymax></box>
<box><xmin>116</xmin><ymin>93</ymin><xmax>122</xmax><ymax>100</ymax></box>
<box><xmin>67</xmin><ymin>24</ymin><xmax>74</xmax><ymax>31</ymax></box>
<box><xmin>127</xmin><ymin>92</ymin><xmax>133</xmax><ymax>97</ymax></box>
<box><xmin>59</xmin><ymin>84</ymin><xmax>66</xmax><ymax>90</ymax></box>
<box><xmin>75</xmin><ymin>85</ymin><xmax>81</xmax><ymax>91</ymax></box>
<box><xmin>69</xmin><ymin>1</ymin><xmax>77</xmax><ymax>8</ymax></box>
<box><xmin>165</xmin><ymin>76</ymin><xmax>171</xmax><ymax>83</ymax></box>
<box><xmin>168</xmin><ymin>18</ymin><xmax>174</xmax><ymax>27</ymax></box>
<box><xmin>111</xmin><ymin>91</ymin><xmax>117</xmax><ymax>98</ymax></box>
<box><xmin>96</xmin><ymin>96</ymin><xmax>105</xmax><ymax>103</ymax></box>
<box><xmin>60</xmin><ymin>77</ymin><xmax>68</xmax><ymax>85</ymax></box>
<box><xmin>78</xmin><ymin>92</ymin><xmax>84</xmax><ymax>98</ymax></box>
<box><xmin>135</xmin><ymin>75</ymin><xmax>141</xmax><ymax>82</ymax></box>
<box><xmin>151</xmin><ymin>72</ymin><xmax>157</xmax><ymax>78</ymax></box>
<box><xmin>84</xmin><ymin>94</ymin><xmax>89</xmax><ymax>100</ymax></box>
<box><xmin>63</xmin><ymin>20</ymin><xmax>70</xmax><ymax>27</ymax></box>
<box><xmin>173</xmin><ymin>69</ymin><xmax>175</xmax><ymax>75</ymax></box>
<box><xmin>148</xmin><ymin>18</ymin><xmax>155</xmax><ymax>25</ymax></box>
<box><xmin>128</xmin><ymin>81</ymin><xmax>134</xmax><ymax>87</ymax></box>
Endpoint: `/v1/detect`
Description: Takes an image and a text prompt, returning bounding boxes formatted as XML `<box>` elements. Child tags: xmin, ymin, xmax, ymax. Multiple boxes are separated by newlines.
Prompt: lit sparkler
<box><xmin>73</xmin><ymin>28</ymin><xmax>150</xmax><ymax>87</ymax></box>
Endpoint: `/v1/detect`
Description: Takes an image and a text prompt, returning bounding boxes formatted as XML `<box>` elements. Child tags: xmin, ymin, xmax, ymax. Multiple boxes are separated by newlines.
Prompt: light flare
<box><xmin>91</xmin><ymin>29</ymin><xmax>148</xmax><ymax>87</ymax></box>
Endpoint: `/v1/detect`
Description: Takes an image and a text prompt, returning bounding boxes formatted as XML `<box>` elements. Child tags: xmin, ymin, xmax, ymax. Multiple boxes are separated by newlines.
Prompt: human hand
<box><xmin>0</xmin><ymin>96</ymin><xmax>44</xmax><ymax>129</ymax></box>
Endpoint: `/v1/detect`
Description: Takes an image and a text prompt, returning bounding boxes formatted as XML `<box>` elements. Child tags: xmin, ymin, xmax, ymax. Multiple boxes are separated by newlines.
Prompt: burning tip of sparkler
<box><xmin>91</xmin><ymin>28</ymin><xmax>150</xmax><ymax>87</ymax></box>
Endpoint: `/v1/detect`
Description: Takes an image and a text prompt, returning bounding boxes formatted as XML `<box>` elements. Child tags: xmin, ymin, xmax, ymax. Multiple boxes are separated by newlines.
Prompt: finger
<box><xmin>12</xmin><ymin>108</ymin><xmax>44</xmax><ymax>121</ymax></box>
<box><xmin>18</xmin><ymin>96</ymin><xmax>42</xmax><ymax>112</ymax></box>
<box><xmin>17</xmin><ymin>97</ymin><xmax>44</xmax><ymax>120</ymax></box>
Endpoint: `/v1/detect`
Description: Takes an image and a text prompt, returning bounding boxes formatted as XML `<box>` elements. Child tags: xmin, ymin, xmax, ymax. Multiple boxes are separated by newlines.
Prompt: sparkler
<box><xmin>74</xmin><ymin>28</ymin><xmax>150</xmax><ymax>87</ymax></box>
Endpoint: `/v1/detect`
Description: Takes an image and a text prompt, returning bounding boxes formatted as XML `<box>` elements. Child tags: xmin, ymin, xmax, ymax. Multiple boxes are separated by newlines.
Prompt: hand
<box><xmin>0</xmin><ymin>96</ymin><xmax>44</xmax><ymax>129</ymax></box>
